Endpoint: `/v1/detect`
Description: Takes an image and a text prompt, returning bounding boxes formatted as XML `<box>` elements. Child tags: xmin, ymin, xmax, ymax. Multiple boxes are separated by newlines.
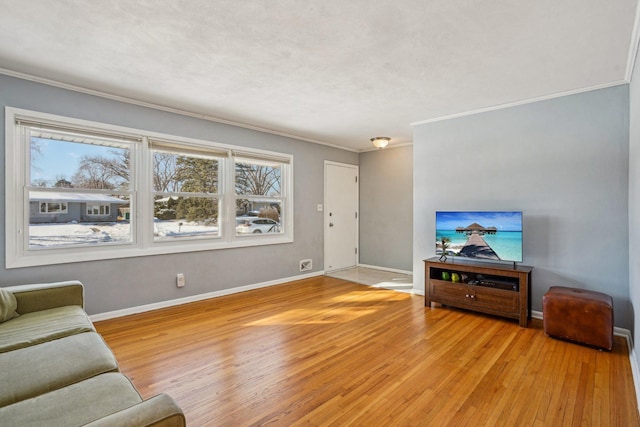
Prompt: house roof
<box><xmin>30</xmin><ymin>191</ymin><xmax>127</xmax><ymax>204</ymax></box>
<box><xmin>0</xmin><ymin>1</ymin><xmax>638</xmax><ymax>151</ymax></box>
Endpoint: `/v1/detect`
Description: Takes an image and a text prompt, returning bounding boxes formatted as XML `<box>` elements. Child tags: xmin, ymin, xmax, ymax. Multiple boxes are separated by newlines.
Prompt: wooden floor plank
<box><xmin>95</xmin><ymin>276</ymin><xmax>640</xmax><ymax>426</ymax></box>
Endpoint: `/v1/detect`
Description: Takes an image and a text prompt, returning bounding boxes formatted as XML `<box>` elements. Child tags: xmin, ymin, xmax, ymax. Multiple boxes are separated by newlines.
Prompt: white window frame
<box><xmin>5</xmin><ymin>107</ymin><xmax>294</xmax><ymax>268</ymax></box>
<box><xmin>233</xmin><ymin>155</ymin><xmax>287</xmax><ymax>237</ymax></box>
<box><xmin>149</xmin><ymin>139</ymin><xmax>226</xmax><ymax>243</ymax></box>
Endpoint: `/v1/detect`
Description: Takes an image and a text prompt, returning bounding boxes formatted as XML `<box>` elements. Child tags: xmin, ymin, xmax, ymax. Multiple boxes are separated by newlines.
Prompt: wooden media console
<box><xmin>424</xmin><ymin>257</ymin><xmax>533</xmax><ymax>327</ymax></box>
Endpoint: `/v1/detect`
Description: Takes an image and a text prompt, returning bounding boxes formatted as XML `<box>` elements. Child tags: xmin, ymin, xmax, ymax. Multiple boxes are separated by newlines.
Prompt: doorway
<box><xmin>324</xmin><ymin>161</ymin><xmax>359</xmax><ymax>272</ymax></box>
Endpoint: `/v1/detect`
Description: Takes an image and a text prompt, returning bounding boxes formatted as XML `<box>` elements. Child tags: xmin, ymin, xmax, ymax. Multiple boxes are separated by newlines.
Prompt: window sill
<box><xmin>6</xmin><ymin>234</ymin><xmax>294</xmax><ymax>269</ymax></box>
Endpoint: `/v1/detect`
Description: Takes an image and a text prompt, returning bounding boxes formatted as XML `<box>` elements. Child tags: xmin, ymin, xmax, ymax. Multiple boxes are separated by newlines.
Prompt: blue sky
<box><xmin>30</xmin><ymin>138</ymin><xmax>121</xmax><ymax>184</ymax></box>
<box><xmin>436</xmin><ymin>211</ymin><xmax>522</xmax><ymax>231</ymax></box>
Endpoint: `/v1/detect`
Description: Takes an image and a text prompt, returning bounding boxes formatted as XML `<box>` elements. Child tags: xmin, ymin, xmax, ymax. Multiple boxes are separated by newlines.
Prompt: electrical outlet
<box><xmin>176</xmin><ymin>273</ymin><xmax>186</xmax><ymax>288</ymax></box>
<box><xmin>299</xmin><ymin>259</ymin><xmax>312</xmax><ymax>272</ymax></box>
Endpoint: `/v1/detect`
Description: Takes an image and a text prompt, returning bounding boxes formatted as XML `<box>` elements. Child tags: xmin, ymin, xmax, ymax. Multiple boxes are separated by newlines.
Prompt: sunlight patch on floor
<box><xmin>329</xmin><ymin>290</ymin><xmax>410</xmax><ymax>303</ymax></box>
<box><xmin>326</xmin><ymin>267</ymin><xmax>413</xmax><ymax>293</ymax></box>
<box><xmin>245</xmin><ymin>307</ymin><xmax>379</xmax><ymax>326</ymax></box>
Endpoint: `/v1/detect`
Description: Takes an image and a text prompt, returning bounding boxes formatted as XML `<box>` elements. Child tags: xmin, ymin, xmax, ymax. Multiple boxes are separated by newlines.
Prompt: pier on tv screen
<box><xmin>435</xmin><ymin>211</ymin><xmax>523</xmax><ymax>263</ymax></box>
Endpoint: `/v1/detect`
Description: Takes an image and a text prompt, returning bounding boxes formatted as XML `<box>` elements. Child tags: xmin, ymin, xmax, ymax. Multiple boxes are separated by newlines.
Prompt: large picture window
<box><xmin>5</xmin><ymin>108</ymin><xmax>293</xmax><ymax>268</ymax></box>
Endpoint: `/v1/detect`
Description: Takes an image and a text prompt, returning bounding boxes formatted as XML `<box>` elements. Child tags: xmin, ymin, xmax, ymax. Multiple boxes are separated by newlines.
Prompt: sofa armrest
<box><xmin>4</xmin><ymin>280</ymin><xmax>84</xmax><ymax>314</ymax></box>
<box><xmin>83</xmin><ymin>394</ymin><xmax>186</xmax><ymax>427</ymax></box>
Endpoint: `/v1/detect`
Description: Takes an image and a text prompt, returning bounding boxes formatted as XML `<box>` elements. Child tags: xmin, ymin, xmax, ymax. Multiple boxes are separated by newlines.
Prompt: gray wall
<box><xmin>0</xmin><ymin>74</ymin><xmax>358</xmax><ymax>315</ymax></box>
<box><xmin>413</xmin><ymin>86</ymin><xmax>631</xmax><ymax>329</ymax></box>
<box><xmin>359</xmin><ymin>145</ymin><xmax>413</xmax><ymax>271</ymax></box>
<box><xmin>629</xmin><ymin>47</ymin><xmax>640</xmax><ymax>365</ymax></box>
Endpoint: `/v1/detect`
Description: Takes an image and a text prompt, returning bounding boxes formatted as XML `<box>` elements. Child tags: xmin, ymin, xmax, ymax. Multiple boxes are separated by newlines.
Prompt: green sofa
<box><xmin>0</xmin><ymin>280</ymin><xmax>185</xmax><ymax>427</ymax></box>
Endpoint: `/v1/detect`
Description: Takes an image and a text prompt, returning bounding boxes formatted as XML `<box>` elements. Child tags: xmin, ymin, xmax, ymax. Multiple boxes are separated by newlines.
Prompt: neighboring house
<box><xmin>236</xmin><ymin>200</ymin><xmax>280</xmax><ymax>217</ymax></box>
<box><xmin>29</xmin><ymin>191</ymin><xmax>127</xmax><ymax>224</ymax></box>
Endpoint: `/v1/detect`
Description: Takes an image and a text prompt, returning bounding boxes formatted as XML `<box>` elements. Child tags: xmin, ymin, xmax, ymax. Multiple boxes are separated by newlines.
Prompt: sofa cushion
<box><xmin>0</xmin><ymin>288</ymin><xmax>18</xmax><ymax>323</ymax></box>
<box><xmin>0</xmin><ymin>372</ymin><xmax>143</xmax><ymax>427</ymax></box>
<box><xmin>84</xmin><ymin>394</ymin><xmax>186</xmax><ymax>427</ymax></box>
<box><xmin>0</xmin><ymin>332</ymin><xmax>119</xmax><ymax>407</ymax></box>
<box><xmin>0</xmin><ymin>305</ymin><xmax>94</xmax><ymax>353</ymax></box>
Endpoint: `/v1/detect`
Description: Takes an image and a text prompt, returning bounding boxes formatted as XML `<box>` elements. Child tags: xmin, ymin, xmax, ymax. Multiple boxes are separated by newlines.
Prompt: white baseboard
<box><xmin>610</xmin><ymin>328</ymin><xmax>640</xmax><ymax>411</ymax></box>
<box><xmin>90</xmin><ymin>271</ymin><xmax>324</xmax><ymax>322</ymax></box>
<box><xmin>628</xmin><ymin>334</ymin><xmax>640</xmax><ymax>412</ymax></box>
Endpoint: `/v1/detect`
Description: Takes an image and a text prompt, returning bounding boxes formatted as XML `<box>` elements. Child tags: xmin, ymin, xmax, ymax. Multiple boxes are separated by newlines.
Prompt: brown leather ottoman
<box><xmin>542</xmin><ymin>286</ymin><xmax>613</xmax><ymax>350</ymax></box>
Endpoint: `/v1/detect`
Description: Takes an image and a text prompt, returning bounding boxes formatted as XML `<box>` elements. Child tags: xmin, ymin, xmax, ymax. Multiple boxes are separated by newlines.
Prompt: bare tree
<box><xmin>72</xmin><ymin>154</ymin><xmax>128</xmax><ymax>190</ymax></box>
<box><xmin>153</xmin><ymin>153</ymin><xmax>181</xmax><ymax>192</ymax></box>
<box><xmin>30</xmin><ymin>138</ymin><xmax>45</xmax><ymax>177</ymax></box>
<box><xmin>235</xmin><ymin>162</ymin><xmax>281</xmax><ymax>196</ymax></box>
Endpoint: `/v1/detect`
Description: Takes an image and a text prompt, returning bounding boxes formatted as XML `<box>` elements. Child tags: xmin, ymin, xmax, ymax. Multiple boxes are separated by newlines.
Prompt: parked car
<box><xmin>235</xmin><ymin>217</ymin><xmax>280</xmax><ymax>234</ymax></box>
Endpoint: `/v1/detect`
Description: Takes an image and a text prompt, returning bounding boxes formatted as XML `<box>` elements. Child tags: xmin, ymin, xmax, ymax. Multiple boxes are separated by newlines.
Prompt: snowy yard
<box><xmin>29</xmin><ymin>220</ymin><xmax>219</xmax><ymax>248</ymax></box>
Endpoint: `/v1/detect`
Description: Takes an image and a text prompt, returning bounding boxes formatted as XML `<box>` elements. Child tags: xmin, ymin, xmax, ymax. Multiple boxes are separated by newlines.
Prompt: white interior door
<box><xmin>324</xmin><ymin>161</ymin><xmax>359</xmax><ymax>272</ymax></box>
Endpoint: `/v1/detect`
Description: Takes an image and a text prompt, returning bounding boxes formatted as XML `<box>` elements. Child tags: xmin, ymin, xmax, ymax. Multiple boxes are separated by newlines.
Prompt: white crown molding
<box><xmin>626</xmin><ymin>0</ymin><xmax>640</xmax><ymax>81</ymax></box>
<box><xmin>410</xmin><ymin>80</ymin><xmax>629</xmax><ymax>127</ymax></box>
<box><xmin>0</xmin><ymin>68</ymin><xmax>359</xmax><ymax>153</ymax></box>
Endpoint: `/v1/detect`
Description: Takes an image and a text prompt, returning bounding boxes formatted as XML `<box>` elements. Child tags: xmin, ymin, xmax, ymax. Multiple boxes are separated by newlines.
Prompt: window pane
<box><xmin>48</xmin><ymin>202</ymin><xmax>65</xmax><ymax>213</ymax></box>
<box><xmin>235</xmin><ymin>200</ymin><xmax>282</xmax><ymax>236</ymax></box>
<box><xmin>235</xmin><ymin>160</ymin><xmax>281</xmax><ymax>196</ymax></box>
<box><xmin>153</xmin><ymin>152</ymin><xmax>218</xmax><ymax>193</ymax></box>
<box><xmin>154</xmin><ymin>196</ymin><xmax>219</xmax><ymax>241</ymax></box>
<box><xmin>29</xmin><ymin>194</ymin><xmax>131</xmax><ymax>249</ymax></box>
<box><xmin>30</xmin><ymin>136</ymin><xmax>130</xmax><ymax>190</ymax></box>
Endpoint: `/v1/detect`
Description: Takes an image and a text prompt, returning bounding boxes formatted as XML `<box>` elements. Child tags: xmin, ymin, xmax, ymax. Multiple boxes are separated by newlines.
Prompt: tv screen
<box><xmin>436</xmin><ymin>211</ymin><xmax>523</xmax><ymax>262</ymax></box>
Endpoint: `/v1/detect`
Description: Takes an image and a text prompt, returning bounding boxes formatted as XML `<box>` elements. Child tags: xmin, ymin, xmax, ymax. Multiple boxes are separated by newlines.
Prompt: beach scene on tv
<box><xmin>436</xmin><ymin>211</ymin><xmax>523</xmax><ymax>262</ymax></box>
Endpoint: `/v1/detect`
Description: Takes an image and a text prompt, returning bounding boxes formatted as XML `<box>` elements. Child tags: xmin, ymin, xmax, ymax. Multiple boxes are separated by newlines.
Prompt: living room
<box><xmin>1</xmin><ymin>1</ymin><xmax>640</xmax><ymax>425</ymax></box>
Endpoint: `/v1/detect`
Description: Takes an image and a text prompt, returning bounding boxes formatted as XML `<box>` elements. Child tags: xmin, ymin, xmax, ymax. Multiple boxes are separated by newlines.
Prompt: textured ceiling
<box><xmin>0</xmin><ymin>0</ymin><xmax>638</xmax><ymax>151</ymax></box>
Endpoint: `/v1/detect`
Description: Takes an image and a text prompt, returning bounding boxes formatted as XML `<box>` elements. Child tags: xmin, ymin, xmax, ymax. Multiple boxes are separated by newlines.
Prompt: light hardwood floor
<box><xmin>95</xmin><ymin>276</ymin><xmax>639</xmax><ymax>426</ymax></box>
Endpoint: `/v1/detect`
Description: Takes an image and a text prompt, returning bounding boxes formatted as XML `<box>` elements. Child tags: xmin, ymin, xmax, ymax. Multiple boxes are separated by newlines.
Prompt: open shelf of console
<box><xmin>424</xmin><ymin>257</ymin><xmax>533</xmax><ymax>327</ymax></box>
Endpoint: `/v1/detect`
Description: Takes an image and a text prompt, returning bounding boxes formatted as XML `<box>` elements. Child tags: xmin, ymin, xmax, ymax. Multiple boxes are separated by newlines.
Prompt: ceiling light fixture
<box><xmin>371</xmin><ymin>137</ymin><xmax>390</xmax><ymax>149</ymax></box>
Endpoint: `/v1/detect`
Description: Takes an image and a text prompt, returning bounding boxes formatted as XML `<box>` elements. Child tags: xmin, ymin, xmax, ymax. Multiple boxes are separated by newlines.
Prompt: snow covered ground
<box><xmin>154</xmin><ymin>220</ymin><xmax>218</xmax><ymax>239</ymax></box>
<box><xmin>29</xmin><ymin>220</ymin><xmax>219</xmax><ymax>248</ymax></box>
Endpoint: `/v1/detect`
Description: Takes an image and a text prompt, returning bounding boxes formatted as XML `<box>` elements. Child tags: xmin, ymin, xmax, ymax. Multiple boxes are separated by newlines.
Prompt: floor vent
<box><xmin>299</xmin><ymin>259</ymin><xmax>312</xmax><ymax>272</ymax></box>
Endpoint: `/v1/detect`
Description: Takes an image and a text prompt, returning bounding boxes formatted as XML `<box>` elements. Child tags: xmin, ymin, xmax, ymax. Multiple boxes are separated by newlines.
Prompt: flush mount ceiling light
<box><xmin>370</xmin><ymin>137</ymin><xmax>390</xmax><ymax>149</ymax></box>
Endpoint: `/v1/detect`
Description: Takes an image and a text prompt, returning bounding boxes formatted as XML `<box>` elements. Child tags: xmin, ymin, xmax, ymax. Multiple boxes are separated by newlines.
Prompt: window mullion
<box><xmin>223</xmin><ymin>154</ymin><xmax>235</xmax><ymax>243</ymax></box>
<box><xmin>138</xmin><ymin>136</ymin><xmax>151</xmax><ymax>248</ymax></box>
<box><xmin>18</xmin><ymin>128</ymin><xmax>30</xmax><ymax>257</ymax></box>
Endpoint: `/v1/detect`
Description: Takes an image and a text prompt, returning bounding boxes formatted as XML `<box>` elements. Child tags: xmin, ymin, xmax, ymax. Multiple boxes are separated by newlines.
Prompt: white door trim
<box><xmin>324</xmin><ymin>160</ymin><xmax>359</xmax><ymax>272</ymax></box>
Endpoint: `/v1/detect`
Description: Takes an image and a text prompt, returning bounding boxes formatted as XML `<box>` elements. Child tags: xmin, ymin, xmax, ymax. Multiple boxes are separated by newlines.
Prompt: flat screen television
<box><xmin>436</xmin><ymin>211</ymin><xmax>523</xmax><ymax>263</ymax></box>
